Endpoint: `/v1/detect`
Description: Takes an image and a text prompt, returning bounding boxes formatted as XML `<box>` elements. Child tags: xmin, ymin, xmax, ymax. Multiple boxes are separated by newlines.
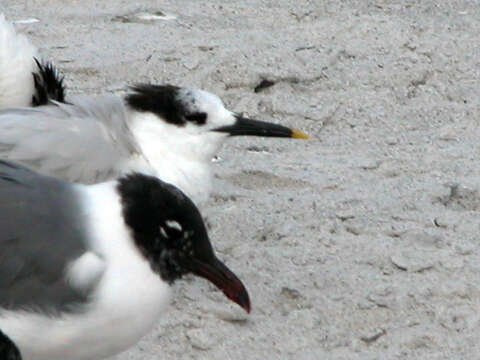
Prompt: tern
<box><xmin>0</xmin><ymin>160</ymin><xmax>250</xmax><ymax>360</ymax></box>
<box><xmin>0</xmin><ymin>14</ymin><xmax>309</xmax><ymax>204</ymax></box>
<box><xmin>0</xmin><ymin>84</ymin><xmax>309</xmax><ymax>204</ymax></box>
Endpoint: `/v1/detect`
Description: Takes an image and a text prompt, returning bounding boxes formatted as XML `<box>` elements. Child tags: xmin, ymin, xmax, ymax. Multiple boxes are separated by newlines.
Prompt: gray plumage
<box><xmin>0</xmin><ymin>96</ymin><xmax>141</xmax><ymax>184</ymax></box>
<box><xmin>0</xmin><ymin>160</ymin><xmax>88</xmax><ymax>311</ymax></box>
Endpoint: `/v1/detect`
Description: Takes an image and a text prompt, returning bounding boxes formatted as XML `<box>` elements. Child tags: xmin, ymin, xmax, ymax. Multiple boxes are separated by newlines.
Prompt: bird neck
<box><xmin>127</xmin><ymin>111</ymin><xmax>225</xmax><ymax>203</ymax></box>
<box><xmin>129</xmin><ymin>111</ymin><xmax>222</xmax><ymax>160</ymax></box>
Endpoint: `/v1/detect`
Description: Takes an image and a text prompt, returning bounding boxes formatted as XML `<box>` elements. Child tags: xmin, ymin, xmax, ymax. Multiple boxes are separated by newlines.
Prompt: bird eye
<box><xmin>184</xmin><ymin>112</ymin><xmax>207</xmax><ymax>125</ymax></box>
<box><xmin>166</xmin><ymin>220</ymin><xmax>182</xmax><ymax>231</ymax></box>
<box><xmin>159</xmin><ymin>220</ymin><xmax>187</xmax><ymax>243</ymax></box>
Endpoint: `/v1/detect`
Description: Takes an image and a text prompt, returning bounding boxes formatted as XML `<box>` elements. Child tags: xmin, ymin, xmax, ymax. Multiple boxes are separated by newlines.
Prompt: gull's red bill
<box><xmin>190</xmin><ymin>256</ymin><xmax>251</xmax><ymax>313</ymax></box>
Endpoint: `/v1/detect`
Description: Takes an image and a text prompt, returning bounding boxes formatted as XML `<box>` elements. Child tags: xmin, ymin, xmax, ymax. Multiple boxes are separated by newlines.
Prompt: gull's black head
<box><xmin>31</xmin><ymin>58</ymin><xmax>66</xmax><ymax>106</ymax></box>
<box><xmin>125</xmin><ymin>83</ymin><xmax>309</xmax><ymax>139</ymax></box>
<box><xmin>117</xmin><ymin>173</ymin><xmax>250</xmax><ymax>312</ymax></box>
<box><xmin>0</xmin><ymin>331</ymin><xmax>21</xmax><ymax>360</ymax></box>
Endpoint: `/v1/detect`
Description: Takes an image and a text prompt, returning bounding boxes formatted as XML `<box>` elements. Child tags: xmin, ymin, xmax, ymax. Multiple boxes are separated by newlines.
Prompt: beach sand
<box><xmin>2</xmin><ymin>1</ymin><xmax>480</xmax><ymax>359</ymax></box>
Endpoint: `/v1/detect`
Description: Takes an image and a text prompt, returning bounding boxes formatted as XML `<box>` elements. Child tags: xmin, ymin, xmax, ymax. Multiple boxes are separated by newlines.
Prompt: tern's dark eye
<box><xmin>184</xmin><ymin>112</ymin><xmax>207</xmax><ymax>125</ymax></box>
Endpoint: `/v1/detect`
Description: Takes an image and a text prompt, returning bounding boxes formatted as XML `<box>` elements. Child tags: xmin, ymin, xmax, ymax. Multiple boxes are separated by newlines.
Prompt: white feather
<box><xmin>65</xmin><ymin>252</ymin><xmax>105</xmax><ymax>295</ymax></box>
<box><xmin>0</xmin><ymin>14</ymin><xmax>38</xmax><ymax>108</ymax></box>
<box><xmin>0</xmin><ymin>182</ymin><xmax>172</xmax><ymax>360</ymax></box>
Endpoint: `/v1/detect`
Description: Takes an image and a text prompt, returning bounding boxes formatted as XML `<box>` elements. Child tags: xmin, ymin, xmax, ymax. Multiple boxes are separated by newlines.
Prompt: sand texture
<box><xmin>2</xmin><ymin>1</ymin><xmax>480</xmax><ymax>359</ymax></box>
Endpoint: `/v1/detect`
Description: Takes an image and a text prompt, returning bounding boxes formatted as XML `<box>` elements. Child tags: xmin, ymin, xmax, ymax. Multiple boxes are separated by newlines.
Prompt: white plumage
<box><xmin>0</xmin><ymin>14</ymin><xmax>38</xmax><ymax>108</ymax></box>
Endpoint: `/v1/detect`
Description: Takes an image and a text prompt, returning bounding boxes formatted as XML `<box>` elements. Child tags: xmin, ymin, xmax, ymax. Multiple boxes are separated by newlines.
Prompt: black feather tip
<box><xmin>31</xmin><ymin>58</ymin><xmax>66</xmax><ymax>106</ymax></box>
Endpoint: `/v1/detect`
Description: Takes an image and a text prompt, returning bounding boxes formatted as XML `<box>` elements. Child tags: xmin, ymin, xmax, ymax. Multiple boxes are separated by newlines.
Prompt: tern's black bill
<box><xmin>213</xmin><ymin>115</ymin><xmax>309</xmax><ymax>139</ymax></box>
<box><xmin>190</xmin><ymin>256</ymin><xmax>251</xmax><ymax>313</ymax></box>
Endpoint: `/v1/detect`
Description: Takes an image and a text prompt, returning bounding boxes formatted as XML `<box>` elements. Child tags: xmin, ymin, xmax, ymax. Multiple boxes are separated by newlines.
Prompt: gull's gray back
<box><xmin>0</xmin><ymin>95</ymin><xmax>141</xmax><ymax>184</ymax></box>
<box><xmin>0</xmin><ymin>161</ymin><xmax>89</xmax><ymax>311</ymax></box>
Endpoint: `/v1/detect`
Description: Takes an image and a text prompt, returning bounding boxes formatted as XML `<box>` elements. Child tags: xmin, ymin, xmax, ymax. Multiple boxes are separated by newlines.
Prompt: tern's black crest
<box><xmin>125</xmin><ymin>84</ymin><xmax>207</xmax><ymax>126</ymax></box>
<box><xmin>31</xmin><ymin>58</ymin><xmax>66</xmax><ymax>106</ymax></box>
<box><xmin>117</xmin><ymin>173</ymin><xmax>214</xmax><ymax>284</ymax></box>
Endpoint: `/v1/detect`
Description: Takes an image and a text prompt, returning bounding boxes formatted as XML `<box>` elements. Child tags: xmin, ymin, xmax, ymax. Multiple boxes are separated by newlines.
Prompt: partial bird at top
<box><xmin>0</xmin><ymin>15</ymin><xmax>309</xmax><ymax>204</ymax></box>
<box><xmin>0</xmin><ymin>14</ymin><xmax>65</xmax><ymax>108</ymax></box>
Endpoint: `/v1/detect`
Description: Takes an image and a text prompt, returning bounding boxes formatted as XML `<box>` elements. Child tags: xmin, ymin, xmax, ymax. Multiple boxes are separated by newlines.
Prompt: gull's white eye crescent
<box><xmin>166</xmin><ymin>220</ymin><xmax>182</xmax><ymax>231</ymax></box>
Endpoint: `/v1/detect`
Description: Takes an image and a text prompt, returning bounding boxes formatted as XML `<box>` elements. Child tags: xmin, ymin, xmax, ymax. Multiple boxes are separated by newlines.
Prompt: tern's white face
<box><xmin>127</xmin><ymin>84</ymin><xmax>305</xmax><ymax>166</ymax></box>
<box><xmin>127</xmin><ymin>85</ymin><xmax>237</xmax><ymax>165</ymax></box>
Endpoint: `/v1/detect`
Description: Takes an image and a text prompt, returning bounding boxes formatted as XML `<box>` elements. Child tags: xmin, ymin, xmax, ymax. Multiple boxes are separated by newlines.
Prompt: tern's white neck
<box><xmin>0</xmin><ymin>182</ymin><xmax>172</xmax><ymax>360</ymax></box>
<box><xmin>128</xmin><ymin>111</ymin><xmax>227</xmax><ymax>204</ymax></box>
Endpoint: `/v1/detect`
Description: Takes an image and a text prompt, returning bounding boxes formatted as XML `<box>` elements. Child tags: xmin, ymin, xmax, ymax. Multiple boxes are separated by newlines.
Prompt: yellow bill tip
<box><xmin>291</xmin><ymin>129</ymin><xmax>310</xmax><ymax>139</ymax></box>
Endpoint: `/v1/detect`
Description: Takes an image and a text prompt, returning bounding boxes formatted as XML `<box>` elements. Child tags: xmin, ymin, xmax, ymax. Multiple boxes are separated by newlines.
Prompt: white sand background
<box><xmin>2</xmin><ymin>1</ymin><xmax>480</xmax><ymax>359</ymax></box>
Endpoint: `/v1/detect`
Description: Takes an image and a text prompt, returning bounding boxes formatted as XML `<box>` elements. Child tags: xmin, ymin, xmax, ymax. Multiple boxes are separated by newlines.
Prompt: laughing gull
<box><xmin>0</xmin><ymin>159</ymin><xmax>250</xmax><ymax>360</ymax></box>
<box><xmin>0</xmin><ymin>14</ymin><xmax>65</xmax><ymax>108</ymax></box>
<box><xmin>0</xmin><ymin>84</ymin><xmax>309</xmax><ymax>204</ymax></box>
<box><xmin>0</xmin><ymin>330</ymin><xmax>21</xmax><ymax>360</ymax></box>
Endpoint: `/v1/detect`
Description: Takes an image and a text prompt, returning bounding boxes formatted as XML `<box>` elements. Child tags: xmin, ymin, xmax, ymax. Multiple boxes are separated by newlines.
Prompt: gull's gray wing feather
<box><xmin>0</xmin><ymin>95</ymin><xmax>141</xmax><ymax>184</ymax></box>
<box><xmin>0</xmin><ymin>160</ymin><xmax>97</xmax><ymax>311</ymax></box>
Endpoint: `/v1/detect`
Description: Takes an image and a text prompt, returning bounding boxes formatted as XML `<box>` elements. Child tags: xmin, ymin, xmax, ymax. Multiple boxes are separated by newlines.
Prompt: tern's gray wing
<box><xmin>0</xmin><ymin>160</ymin><xmax>93</xmax><ymax>311</ymax></box>
<box><xmin>0</xmin><ymin>95</ymin><xmax>141</xmax><ymax>184</ymax></box>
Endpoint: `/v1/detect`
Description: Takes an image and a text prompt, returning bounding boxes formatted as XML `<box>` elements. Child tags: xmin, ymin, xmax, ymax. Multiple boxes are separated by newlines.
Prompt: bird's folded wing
<box><xmin>0</xmin><ymin>95</ymin><xmax>141</xmax><ymax>184</ymax></box>
<box><xmin>0</xmin><ymin>160</ymin><xmax>105</xmax><ymax>311</ymax></box>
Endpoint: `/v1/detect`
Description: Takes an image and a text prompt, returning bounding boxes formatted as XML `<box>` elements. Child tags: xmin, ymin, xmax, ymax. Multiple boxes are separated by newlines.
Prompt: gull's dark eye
<box><xmin>184</xmin><ymin>112</ymin><xmax>207</xmax><ymax>125</ymax></box>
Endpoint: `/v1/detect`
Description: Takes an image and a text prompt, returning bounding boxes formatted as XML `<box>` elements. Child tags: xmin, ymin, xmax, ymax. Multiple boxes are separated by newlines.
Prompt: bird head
<box><xmin>126</xmin><ymin>84</ymin><xmax>309</xmax><ymax>161</ymax></box>
<box><xmin>117</xmin><ymin>173</ymin><xmax>251</xmax><ymax>313</ymax></box>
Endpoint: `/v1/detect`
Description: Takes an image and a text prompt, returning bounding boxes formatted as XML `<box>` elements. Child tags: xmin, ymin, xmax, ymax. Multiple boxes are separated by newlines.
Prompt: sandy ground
<box><xmin>2</xmin><ymin>1</ymin><xmax>480</xmax><ymax>359</ymax></box>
